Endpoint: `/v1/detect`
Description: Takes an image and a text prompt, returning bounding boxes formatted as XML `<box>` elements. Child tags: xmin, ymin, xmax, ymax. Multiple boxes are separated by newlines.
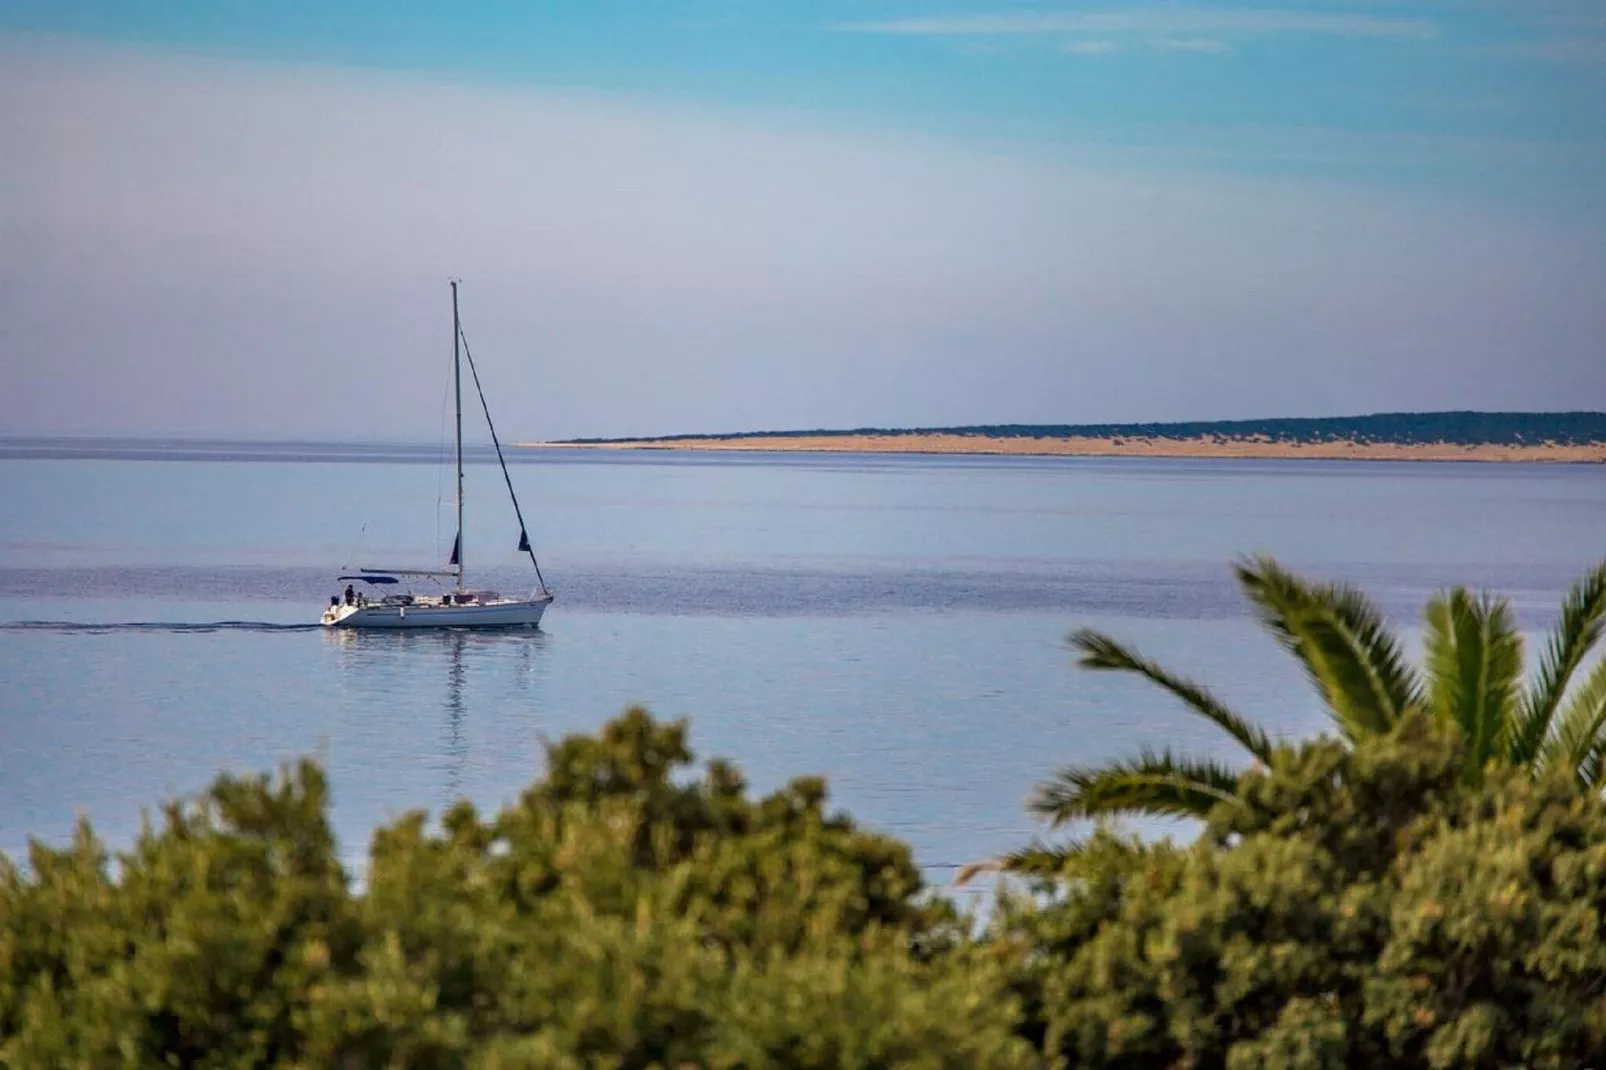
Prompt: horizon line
<box><xmin>3</xmin><ymin>409</ymin><xmax>1605</xmax><ymax>450</ymax></box>
<box><xmin>550</xmin><ymin>410</ymin><xmax>1606</xmax><ymax>445</ymax></box>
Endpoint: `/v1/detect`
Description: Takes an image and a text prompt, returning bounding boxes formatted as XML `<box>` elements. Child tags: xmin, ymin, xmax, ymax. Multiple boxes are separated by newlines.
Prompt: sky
<box><xmin>0</xmin><ymin>1</ymin><xmax>1603</xmax><ymax>441</ymax></box>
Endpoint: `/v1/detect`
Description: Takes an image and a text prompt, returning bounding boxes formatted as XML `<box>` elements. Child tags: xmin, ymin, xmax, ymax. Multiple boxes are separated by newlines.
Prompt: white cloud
<box><xmin>1063</xmin><ymin>40</ymin><xmax>1118</xmax><ymax>55</ymax></box>
<box><xmin>836</xmin><ymin>8</ymin><xmax>1439</xmax><ymax>40</ymax></box>
<box><xmin>1155</xmin><ymin>38</ymin><xmax>1232</xmax><ymax>53</ymax></box>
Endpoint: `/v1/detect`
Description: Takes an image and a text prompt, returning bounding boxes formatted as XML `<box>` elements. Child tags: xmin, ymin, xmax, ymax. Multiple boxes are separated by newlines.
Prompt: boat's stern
<box><xmin>320</xmin><ymin>602</ymin><xmax>360</xmax><ymax>627</ymax></box>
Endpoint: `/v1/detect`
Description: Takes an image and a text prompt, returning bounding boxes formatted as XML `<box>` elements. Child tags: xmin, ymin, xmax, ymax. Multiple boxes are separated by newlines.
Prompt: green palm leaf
<box><xmin>1423</xmin><ymin>588</ymin><xmax>1524</xmax><ymax>777</ymax></box>
<box><xmin>1510</xmin><ymin>560</ymin><xmax>1606</xmax><ymax>766</ymax></box>
<box><xmin>1028</xmin><ymin>748</ymin><xmax>1242</xmax><ymax>826</ymax></box>
<box><xmin>1069</xmin><ymin>628</ymin><xmax>1273</xmax><ymax>763</ymax></box>
<box><xmin>1584</xmin><ymin>736</ymin><xmax>1606</xmax><ymax>794</ymax></box>
<box><xmin>954</xmin><ymin>838</ymin><xmax>1093</xmax><ymax>886</ymax></box>
<box><xmin>1538</xmin><ymin>657</ymin><xmax>1606</xmax><ymax>790</ymax></box>
<box><xmin>1234</xmin><ymin>554</ymin><xmax>1421</xmax><ymax>740</ymax></box>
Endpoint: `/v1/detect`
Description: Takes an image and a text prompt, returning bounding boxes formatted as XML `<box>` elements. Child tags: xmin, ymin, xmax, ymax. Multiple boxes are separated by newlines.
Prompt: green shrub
<box><xmin>5</xmin><ymin>706</ymin><xmax>1606</xmax><ymax>1067</ymax></box>
<box><xmin>0</xmin><ymin>708</ymin><xmax>1034</xmax><ymax>1069</ymax></box>
<box><xmin>989</xmin><ymin>713</ymin><xmax>1606</xmax><ymax>1069</ymax></box>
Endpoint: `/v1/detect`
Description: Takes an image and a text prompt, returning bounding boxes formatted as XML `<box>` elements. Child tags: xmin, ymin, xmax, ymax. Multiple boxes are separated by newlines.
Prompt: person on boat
<box><xmin>344</xmin><ymin>584</ymin><xmax>355</xmax><ymax>606</ymax></box>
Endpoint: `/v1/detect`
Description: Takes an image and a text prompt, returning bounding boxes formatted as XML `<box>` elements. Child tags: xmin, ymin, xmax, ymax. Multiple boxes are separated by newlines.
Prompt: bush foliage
<box><xmin>4</xmin><ymin>707</ymin><xmax>1606</xmax><ymax>1067</ymax></box>
<box><xmin>989</xmin><ymin>712</ymin><xmax>1606</xmax><ymax>1069</ymax></box>
<box><xmin>0</xmin><ymin>709</ymin><xmax>1032</xmax><ymax>1068</ymax></box>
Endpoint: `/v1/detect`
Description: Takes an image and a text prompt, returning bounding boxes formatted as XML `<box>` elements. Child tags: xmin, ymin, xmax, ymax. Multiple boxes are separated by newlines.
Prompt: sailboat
<box><xmin>320</xmin><ymin>281</ymin><xmax>554</xmax><ymax>629</ymax></box>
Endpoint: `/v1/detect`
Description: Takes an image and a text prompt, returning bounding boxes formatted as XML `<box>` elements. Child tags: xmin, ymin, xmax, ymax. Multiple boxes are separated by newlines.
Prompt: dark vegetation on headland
<box><xmin>5</xmin><ymin>555</ymin><xmax>1606</xmax><ymax>1067</ymax></box>
<box><xmin>565</xmin><ymin>410</ymin><xmax>1606</xmax><ymax>446</ymax></box>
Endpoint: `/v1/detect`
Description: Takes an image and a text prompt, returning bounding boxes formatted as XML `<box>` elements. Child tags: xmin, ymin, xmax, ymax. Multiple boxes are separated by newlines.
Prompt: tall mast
<box><xmin>452</xmin><ymin>280</ymin><xmax>464</xmax><ymax>593</ymax></box>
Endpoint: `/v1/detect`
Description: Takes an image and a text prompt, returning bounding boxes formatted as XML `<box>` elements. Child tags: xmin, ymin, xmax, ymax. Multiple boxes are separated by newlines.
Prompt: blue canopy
<box><xmin>338</xmin><ymin>574</ymin><xmax>399</xmax><ymax>585</ymax></box>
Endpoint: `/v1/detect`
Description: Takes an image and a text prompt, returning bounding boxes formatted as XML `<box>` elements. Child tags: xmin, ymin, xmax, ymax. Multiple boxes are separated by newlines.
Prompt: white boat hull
<box><xmin>321</xmin><ymin>595</ymin><xmax>552</xmax><ymax>629</ymax></box>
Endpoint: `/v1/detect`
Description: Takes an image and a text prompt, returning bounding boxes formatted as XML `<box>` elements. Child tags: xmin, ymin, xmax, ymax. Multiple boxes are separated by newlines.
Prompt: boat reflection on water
<box><xmin>321</xmin><ymin>626</ymin><xmax>550</xmax><ymax>801</ymax></box>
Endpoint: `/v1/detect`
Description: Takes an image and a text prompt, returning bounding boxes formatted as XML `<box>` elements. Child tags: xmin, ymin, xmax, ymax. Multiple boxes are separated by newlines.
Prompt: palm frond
<box><xmin>954</xmin><ymin>839</ymin><xmax>1093</xmax><ymax>886</ymax></box>
<box><xmin>1069</xmin><ymin>628</ymin><xmax>1273</xmax><ymax>763</ymax></box>
<box><xmin>1028</xmin><ymin>748</ymin><xmax>1242</xmax><ymax>826</ymax></box>
<box><xmin>1583</xmin><ymin>741</ymin><xmax>1606</xmax><ymax>794</ymax></box>
<box><xmin>1538</xmin><ymin>656</ymin><xmax>1606</xmax><ymax>790</ymax></box>
<box><xmin>1234</xmin><ymin>553</ymin><xmax>1421</xmax><ymax>741</ymax></box>
<box><xmin>1511</xmin><ymin>560</ymin><xmax>1606</xmax><ymax>766</ymax></box>
<box><xmin>1423</xmin><ymin>588</ymin><xmax>1524</xmax><ymax>774</ymax></box>
<box><xmin>1581</xmin><ymin>727</ymin><xmax>1606</xmax><ymax>794</ymax></box>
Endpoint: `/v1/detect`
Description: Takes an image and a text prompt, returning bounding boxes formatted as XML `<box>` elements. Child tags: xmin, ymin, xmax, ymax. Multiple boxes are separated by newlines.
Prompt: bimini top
<box><xmin>340</xmin><ymin>567</ymin><xmax>463</xmax><ymax>584</ymax></box>
<box><xmin>359</xmin><ymin>567</ymin><xmax>457</xmax><ymax>577</ymax></box>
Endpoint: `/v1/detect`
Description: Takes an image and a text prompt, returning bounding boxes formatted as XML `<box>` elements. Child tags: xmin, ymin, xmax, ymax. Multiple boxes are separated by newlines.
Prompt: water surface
<box><xmin>2</xmin><ymin>444</ymin><xmax>1601</xmax><ymax>884</ymax></box>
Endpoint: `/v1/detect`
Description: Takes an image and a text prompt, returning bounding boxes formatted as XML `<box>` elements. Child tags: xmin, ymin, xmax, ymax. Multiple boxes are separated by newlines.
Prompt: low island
<box><xmin>522</xmin><ymin>411</ymin><xmax>1606</xmax><ymax>464</ymax></box>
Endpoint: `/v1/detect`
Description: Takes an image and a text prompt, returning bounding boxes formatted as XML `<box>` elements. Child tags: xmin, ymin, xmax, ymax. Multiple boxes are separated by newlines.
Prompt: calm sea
<box><xmin>2</xmin><ymin>442</ymin><xmax>1602</xmax><ymax>887</ymax></box>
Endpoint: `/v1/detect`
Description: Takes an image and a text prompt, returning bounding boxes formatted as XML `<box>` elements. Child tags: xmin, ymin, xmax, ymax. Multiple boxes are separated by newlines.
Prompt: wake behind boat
<box><xmin>321</xmin><ymin>282</ymin><xmax>553</xmax><ymax>630</ymax></box>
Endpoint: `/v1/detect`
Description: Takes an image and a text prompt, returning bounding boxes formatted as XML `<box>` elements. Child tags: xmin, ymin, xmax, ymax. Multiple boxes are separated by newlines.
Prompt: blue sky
<box><xmin>0</xmin><ymin>2</ymin><xmax>1602</xmax><ymax>438</ymax></box>
<box><xmin>5</xmin><ymin>0</ymin><xmax>1601</xmax><ymax>203</ymax></box>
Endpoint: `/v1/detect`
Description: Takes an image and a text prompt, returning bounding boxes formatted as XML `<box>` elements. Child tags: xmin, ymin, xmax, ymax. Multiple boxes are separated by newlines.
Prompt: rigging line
<box><xmin>456</xmin><ymin>319</ymin><xmax>550</xmax><ymax>595</ymax></box>
<box><xmin>342</xmin><ymin>522</ymin><xmax>369</xmax><ymax>573</ymax></box>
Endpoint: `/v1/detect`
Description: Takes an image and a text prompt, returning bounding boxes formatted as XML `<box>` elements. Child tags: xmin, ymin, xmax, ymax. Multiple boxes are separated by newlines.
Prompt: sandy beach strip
<box><xmin>514</xmin><ymin>433</ymin><xmax>1606</xmax><ymax>464</ymax></box>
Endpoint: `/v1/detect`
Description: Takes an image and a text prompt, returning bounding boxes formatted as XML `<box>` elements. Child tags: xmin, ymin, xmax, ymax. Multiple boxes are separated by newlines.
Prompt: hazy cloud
<box><xmin>1156</xmin><ymin>38</ymin><xmax>1233</xmax><ymax>54</ymax></box>
<box><xmin>836</xmin><ymin>8</ymin><xmax>1439</xmax><ymax>41</ymax></box>
<box><xmin>1</xmin><ymin>34</ymin><xmax>1601</xmax><ymax>442</ymax></box>
<box><xmin>1472</xmin><ymin>38</ymin><xmax>1606</xmax><ymax>63</ymax></box>
<box><xmin>1063</xmin><ymin>40</ymin><xmax>1118</xmax><ymax>55</ymax></box>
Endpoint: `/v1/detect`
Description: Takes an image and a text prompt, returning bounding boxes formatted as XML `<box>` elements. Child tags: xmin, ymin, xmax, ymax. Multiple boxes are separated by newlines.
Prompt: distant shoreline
<box><xmin>516</xmin><ymin>433</ymin><xmax>1606</xmax><ymax>464</ymax></box>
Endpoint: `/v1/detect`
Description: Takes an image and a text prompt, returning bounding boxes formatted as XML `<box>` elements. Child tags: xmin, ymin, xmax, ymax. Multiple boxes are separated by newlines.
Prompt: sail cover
<box><xmin>449</xmin><ymin>533</ymin><xmax>461</xmax><ymax>566</ymax></box>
